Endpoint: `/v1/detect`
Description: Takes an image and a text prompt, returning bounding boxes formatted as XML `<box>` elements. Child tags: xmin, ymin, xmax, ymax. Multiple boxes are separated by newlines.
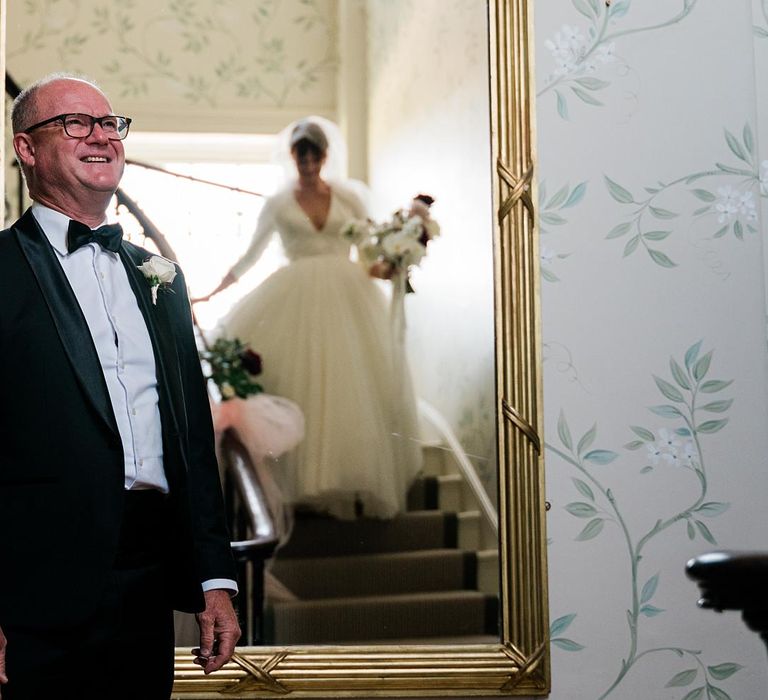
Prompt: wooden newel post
<box><xmin>686</xmin><ymin>550</ymin><xmax>768</xmax><ymax>657</ymax></box>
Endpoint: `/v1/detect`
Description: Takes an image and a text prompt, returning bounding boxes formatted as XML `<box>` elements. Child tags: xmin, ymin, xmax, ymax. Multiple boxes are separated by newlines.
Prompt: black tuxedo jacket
<box><xmin>0</xmin><ymin>209</ymin><xmax>236</xmax><ymax>629</ymax></box>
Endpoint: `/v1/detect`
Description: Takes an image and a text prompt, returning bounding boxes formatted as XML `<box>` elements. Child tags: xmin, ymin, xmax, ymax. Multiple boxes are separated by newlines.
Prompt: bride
<box><xmin>195</xmin><ymin>117</ymin><xmax>422</xmax><ymax>520</ymax></box>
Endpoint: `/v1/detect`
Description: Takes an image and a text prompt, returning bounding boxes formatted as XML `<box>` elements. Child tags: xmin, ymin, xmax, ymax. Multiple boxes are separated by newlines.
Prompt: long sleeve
<box><xmin>169</xmin><ymin>265</ymin><xmax>238</xmax><ymax>586</ymax></box>
<box><xmin>333</xmin><ymin>180</ymin><xmax>369</xmax><ymax>221</ymax></box>
<box><xmin>229</xmin><ymin>196</ymin><xmax>277</xmax><ymax>280</ymax></box>
<box><xmin>332</xmin><ymin>182</ymin><xmax>372</xmax><ymax>270</ymax></box>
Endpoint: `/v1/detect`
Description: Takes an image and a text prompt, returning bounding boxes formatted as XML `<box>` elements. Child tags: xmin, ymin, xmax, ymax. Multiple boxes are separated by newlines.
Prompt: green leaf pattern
<box><xmin>547</xmin><ymin>342</ymin><xmax>743</xmax><ymax>698</ymax></box>
<box><xmin>604</xmin><ymin>124</ymin><xmax>764</xmax><ymax>267</ymax></box>
<box><xmin>539</xmin><ymin>0</ymin><xmax>700</xmax><ymax>118</ymax></box>
<box><xmin>9</xmin><ymin>0</ymin><xmax>337</xmax><ymax>108</ymax></box>
<box><xmin>538</xmin><ymin>180</ymin><xmax>586</xmax><ymax>282</ymax></box>
<box><xmin>538</xmin><ymin>2</ymin><xmax>765</xmax><ymax>271</ymax></box>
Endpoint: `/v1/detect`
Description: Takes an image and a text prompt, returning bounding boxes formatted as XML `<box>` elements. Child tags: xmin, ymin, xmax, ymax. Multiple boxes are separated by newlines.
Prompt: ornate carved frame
<box><xmin>0</xmin><ymin>0</ymin><xmax>547</xmax><ymax>695</ymax></box>
<box><xmin>171</xmin><ymin>0</ymin><xmax>547</xmax><ymax>696</ymax></box>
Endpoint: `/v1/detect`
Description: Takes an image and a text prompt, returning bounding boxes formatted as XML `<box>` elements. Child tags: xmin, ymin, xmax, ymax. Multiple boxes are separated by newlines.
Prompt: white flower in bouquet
<box><xmin>382</xmin><ymin>230</ymin><xmax>427</xmax><ymax>266</ymax></box>
<box><xmin>220</xmin><ymin>381</ymin><xmax>236</xmax><ymax>399</ymax></box>
<box><xmin>341</xmin><ymin>219</ymin><xmax>372</xmax><ymax>245</ymax></box>
<box><xmin>400</xmin><ymin>215</ymin><xmax>425</xmax><ymax>240</ymax></box>
<box><xmin>423</xmin><ymin>218</ymin><xmax>440</xmax><ymax>239</ymax></box>
<box><xmin>343</xmin><ymin>193</ymin><xmax>439</xmax><ymax>292</ymax></box>
<box><xmin>359</xmin><ymin>239</ymin><xmax>382</xmax><ymax>264</ymax></box>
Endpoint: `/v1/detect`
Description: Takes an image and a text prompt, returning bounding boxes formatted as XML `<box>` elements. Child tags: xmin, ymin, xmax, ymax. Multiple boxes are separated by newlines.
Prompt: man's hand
<box><xmin>0</xmin><ymin>624</ymin><xmax>8</xmax><ymax>698</ymax></box>
<box><xmin>192</xmin><ymin>589</ymin><xmax>241</xmax><ymax>674</ymax></box>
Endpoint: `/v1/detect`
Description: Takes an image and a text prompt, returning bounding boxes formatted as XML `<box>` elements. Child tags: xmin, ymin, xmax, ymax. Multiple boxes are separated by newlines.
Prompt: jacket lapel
<box><xmin>119</xmin><ymin>245</ymin><xmax>186</xmax><ymax>446</ymax></box>
<box><xmin>14</xmin><ymin>210</ymin><xmax>119</xmax><ymax>436</ymax></box>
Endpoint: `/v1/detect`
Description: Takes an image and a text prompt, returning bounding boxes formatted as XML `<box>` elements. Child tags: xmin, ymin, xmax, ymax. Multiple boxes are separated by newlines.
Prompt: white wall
<box><xmin>366</xmin><ymin>0</ymin><xmax>497</xmax><ymax>495</ymax></box>
<box><xmin>537</xmin><ymin>1</ymin><xmax>768</xmax><ymax>697</ymax></box>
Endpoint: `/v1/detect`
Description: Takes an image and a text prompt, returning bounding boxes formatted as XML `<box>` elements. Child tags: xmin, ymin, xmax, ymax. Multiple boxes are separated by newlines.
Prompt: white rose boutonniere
<box><xmin>138</xmin><ymin>255</ymin><xmax>177</xmax><ymax>305</ymax></box>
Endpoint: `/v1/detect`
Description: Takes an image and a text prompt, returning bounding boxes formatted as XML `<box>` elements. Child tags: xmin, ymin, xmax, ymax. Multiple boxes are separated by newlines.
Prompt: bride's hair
<box><xmin>273</xmin><ymin>115</ymin><xmax>347</xmax><ymax>182</ymax></box>
<box><xmin>273</xmin><ymin>115</ymin><xmax>372</xmax><ymax>212</ymax></box>
<box><xmin>289</xmin><ymin>120</ymin><xmax>329</xmax><ymax>158</ymax></box>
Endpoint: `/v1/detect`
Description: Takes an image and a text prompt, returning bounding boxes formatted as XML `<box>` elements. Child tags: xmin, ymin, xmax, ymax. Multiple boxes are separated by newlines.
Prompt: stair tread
<box><xmin>270</xmin><ymin>548</ymin><xmax>482</xmax><ymax>598</ymax></box>
<box><xmin>267</xmin><ymin>590</ymin><xmax>499</xmax><ymax>644</ymax></box>
<box><xmin>272</xmin><ymin>588</ymin><xmax>494</xmax><ymax>609</ymax></box>
<box><xmin>262</xmin><ymin>461</ymin><xmax>499</xmax><ymax>644</ymax></box>
<box><xmin>275</xmin><ymin>547</ymin><xmax>476</xmax><ymax>566</ymax></box>
<box><xmin>277</xmin><ymin>510</ymin><xmax>459</xmax><ymax>557</ymax></box>
<box><xmin>363</xmin><ymin>634</ymin><xmax>500</xmax><ymax>645</ymax></box>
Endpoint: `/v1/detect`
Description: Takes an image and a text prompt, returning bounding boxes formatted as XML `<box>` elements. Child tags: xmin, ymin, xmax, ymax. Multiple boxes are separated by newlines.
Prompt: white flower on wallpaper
<box><xmin>715</xmin><ymin>186</ymin><xmax>757</xmax><ymax>225</ymax></box>
<box><xmin>544</xmin><ymin>23</ymin><xmax>615</xmax><ymax>81</ymax></box>
<box><xmin>605</xmin><ymin>124</ymin><xmax>764</xmax><ymax>267</ymax></box>
<box><xmin>538</xmin><ymin>0</ymin><xmax>699</xmax><ymax>120</ymax></box>
<box><xmin>547</xmin><ymin>341</ymin><xmax>744</xmax><ymax>699</ymax></box>
<box><xmin>544</xmin><ymin>24</ymin><xmax>587</xmax><ymax>76</ymax></box>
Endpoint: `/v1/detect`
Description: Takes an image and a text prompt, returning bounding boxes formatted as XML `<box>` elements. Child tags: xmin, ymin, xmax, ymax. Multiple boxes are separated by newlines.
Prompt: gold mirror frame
<box><xmin>171</xmin><ymin>0</ymin><xmax>547</xmax><ymax>695</ymax></box>
<box><xmin>0</xmin><ymin>0</ymin><xmax>547</xmax><ymax>695</ymax></box>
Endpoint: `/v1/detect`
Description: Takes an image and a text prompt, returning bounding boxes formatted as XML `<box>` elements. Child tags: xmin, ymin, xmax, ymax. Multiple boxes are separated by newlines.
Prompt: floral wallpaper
<box><xmin>5</xmin><ymin>0</ymin><xmax>338</xmax><ymax>132</ymax></box>
<box><xmin>538</xmin><ymin>0</ymin><xmax>768</xmax><ymax>698</ymax></box>
<box><xmin>4</xmin><ymin>1</ymin><xmax>768</xmax><ymax>698</ymax></box>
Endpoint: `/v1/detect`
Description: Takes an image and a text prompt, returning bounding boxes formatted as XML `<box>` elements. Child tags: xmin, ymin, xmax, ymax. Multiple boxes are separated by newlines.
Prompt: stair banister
<box><xmin>218</xmin><ymin>434</ymin><xmax>280</xmax><ymax>645</ymax></box>
<box><xmin>685</xmin><ymin>550</ymin><xmax>768</xmax><ymax>657</ymax></box>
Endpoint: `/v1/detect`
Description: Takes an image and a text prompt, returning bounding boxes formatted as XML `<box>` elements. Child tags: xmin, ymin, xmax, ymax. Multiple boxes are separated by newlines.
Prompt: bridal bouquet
<box><xmin>342</xmin><ymin>193</ymin><xmax>440</xmax><ymax>292</ymax></box>
<box><xmin>200</xmin><ymin>337</ymin><xmax>263</xmax><ymax>400</ymax></box>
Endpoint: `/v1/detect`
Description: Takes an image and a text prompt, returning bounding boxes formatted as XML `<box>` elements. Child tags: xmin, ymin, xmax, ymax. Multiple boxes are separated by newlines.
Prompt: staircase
<box><xmin>263</xmin><ymin>444</ymin><xmax>499</xmax><ymax>644</ymax></box>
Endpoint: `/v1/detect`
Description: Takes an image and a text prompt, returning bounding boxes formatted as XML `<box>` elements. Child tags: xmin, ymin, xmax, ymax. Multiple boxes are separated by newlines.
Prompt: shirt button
<box><xmin>138</xmin><ymin>459</ymin><xmax>144</xmax><ymax>467</ymax></box>
<box><xmin>132</xmin><ymin>408</ymin><xmax>137</xmax><ymax>416</ymax></box>
<box><xmin>100</xmin><ymin>272</ymin><xmax>105</xmax><ymax>280</ymax></box>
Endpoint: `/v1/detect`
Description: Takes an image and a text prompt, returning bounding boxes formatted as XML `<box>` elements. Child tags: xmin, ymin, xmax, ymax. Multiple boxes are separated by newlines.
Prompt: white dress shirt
<box><xmin>33</xmin><ymin>203</ymin><xmax>168</xmax><ymax>492</ymax></box>
<box><xmin>32</xmin><ymin>204</ymin><xmax>237</xmax><ymax>595</ymax></box>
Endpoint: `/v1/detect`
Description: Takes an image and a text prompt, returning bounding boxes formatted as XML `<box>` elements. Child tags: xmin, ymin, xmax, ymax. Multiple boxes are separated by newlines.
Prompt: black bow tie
<box><xmin>66</xmin><ymin>220</ymin><xmax>123</xmax><ymax>254</ymax></box>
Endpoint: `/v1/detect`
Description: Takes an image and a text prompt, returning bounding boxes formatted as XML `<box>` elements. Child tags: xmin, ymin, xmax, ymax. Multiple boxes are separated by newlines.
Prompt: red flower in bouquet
<box><xmin>240</xmin><ymin>348</ymin><xmax>263</xmax><ymax>376</ymax></box>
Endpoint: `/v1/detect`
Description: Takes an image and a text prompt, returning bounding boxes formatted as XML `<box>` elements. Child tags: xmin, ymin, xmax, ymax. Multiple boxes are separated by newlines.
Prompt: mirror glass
<box><xmin>3</xmin><ymin>0</ymin><xmax>500</xmax><ymax>648</ymax></box>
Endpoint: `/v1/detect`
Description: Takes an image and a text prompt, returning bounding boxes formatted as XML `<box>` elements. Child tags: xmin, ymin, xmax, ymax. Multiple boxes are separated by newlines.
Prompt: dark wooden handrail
<box><xmin>218</xmin><ymin>432</ymin><xmax>280</xmax><ymax>645</ymax></box>
<box><xmin>686</xmin><ymin>550</ymin><xmax>768</xmax><ymax>655</ymax></box>
<box><xmin>221</xmin><ymin>433</ymin><xmax>280</xmax><ymax>555</ymax></box>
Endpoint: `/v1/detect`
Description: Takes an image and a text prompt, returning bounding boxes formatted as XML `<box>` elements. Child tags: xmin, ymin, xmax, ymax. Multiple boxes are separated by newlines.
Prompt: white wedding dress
<box><xmin>218</xmin><ymin>183</ymin><xmax>422</xmax><ymax>519</ymax></box>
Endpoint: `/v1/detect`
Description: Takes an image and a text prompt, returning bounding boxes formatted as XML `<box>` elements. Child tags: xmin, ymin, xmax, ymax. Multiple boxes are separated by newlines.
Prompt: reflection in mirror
<box><xmin>3</xmin><ymin>0</ymin><xmax>548</xmax><ymax>695</ymax></box>
<box><xmin>4</xmin><ymin>0</ymin><xmax>499</xmax><ymax>648</ymax></box>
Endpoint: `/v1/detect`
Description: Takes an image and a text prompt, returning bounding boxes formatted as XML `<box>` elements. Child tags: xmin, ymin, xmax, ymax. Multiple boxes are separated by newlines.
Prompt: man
<box><xmin>0</xmin><ymin>73</ymin><xmax>240</xmax><ymax>698</ymax></box>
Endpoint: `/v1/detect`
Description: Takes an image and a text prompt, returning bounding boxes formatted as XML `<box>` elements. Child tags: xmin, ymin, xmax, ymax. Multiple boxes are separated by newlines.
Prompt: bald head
<box><xmin>12</xmin><ymin>73</ymin><xmax>126</xmax><ymax>226</ymax></box>
<box><xmin>11</xmin><ymin>73</ymin><xmax>105</xmax><ymax>134</ymax></box>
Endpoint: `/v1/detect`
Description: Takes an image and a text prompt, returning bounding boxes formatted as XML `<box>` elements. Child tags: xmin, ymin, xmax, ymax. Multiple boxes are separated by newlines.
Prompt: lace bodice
<box><xmin>230</xmin><ymin>184</ymin><xmax>367</xmax><ymax>279</ymax></box>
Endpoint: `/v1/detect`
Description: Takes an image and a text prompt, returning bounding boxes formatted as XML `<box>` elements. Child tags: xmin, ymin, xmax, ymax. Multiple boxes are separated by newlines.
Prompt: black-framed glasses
<box><xmin>24</xmin><ymin>113</ymin><xmax>132</xmax><ymax>141</ymax></box>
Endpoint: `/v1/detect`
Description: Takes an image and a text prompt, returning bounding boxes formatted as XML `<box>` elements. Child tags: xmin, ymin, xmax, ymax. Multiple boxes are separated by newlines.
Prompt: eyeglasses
<box><xmin>24</xmin><ymin>113</ymin><xmax>132</xmax><ymax>141</ymax></box>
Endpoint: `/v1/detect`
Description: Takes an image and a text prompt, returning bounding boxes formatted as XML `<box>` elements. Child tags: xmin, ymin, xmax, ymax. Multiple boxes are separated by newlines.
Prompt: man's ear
<box><xmin>13</xmin><ymin>132</ymin><xmax>35</xmax><ymax>168</ymax></box>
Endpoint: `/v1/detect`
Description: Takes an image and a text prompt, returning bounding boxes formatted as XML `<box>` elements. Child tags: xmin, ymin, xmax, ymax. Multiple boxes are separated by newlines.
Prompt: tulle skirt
<box><xmin>219</xmin><ymin>254</ymin><xmax>422</xmax><ymax>519</ymax></box>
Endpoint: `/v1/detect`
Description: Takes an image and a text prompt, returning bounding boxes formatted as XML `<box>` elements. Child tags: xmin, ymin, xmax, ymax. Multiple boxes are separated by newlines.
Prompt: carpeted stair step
<box><xmin>421</xmin><ymin>444</ymin><xmax>451</xmax><ymax>476</ymax></box>
<box><xmin>269</xmin><ymin>548</ymin><xmax>481</xmax><ymax>599</ymax></box>
<box><xmin>477</xmin><ymin>549</ymin><xmax>499</xmax><ymax>595</ymax></box>
<box><xmin>267</xmin><ymin>590</ymin><xmax>499</xmax><ymax>644</ymax></box>
<box><xmin>408</xmin><ymin>474</ymin><xmax>474</xmax><ymax>513</ymax></box>
<box><xmin>407</xmin><ymin>474</ymin><xmax>440</xmax><ymax>510</ymax></box>
<box><xmin>276</xmin><ymin>510</ymin><xmax>458</xmax><ymax>558</ymax></box>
